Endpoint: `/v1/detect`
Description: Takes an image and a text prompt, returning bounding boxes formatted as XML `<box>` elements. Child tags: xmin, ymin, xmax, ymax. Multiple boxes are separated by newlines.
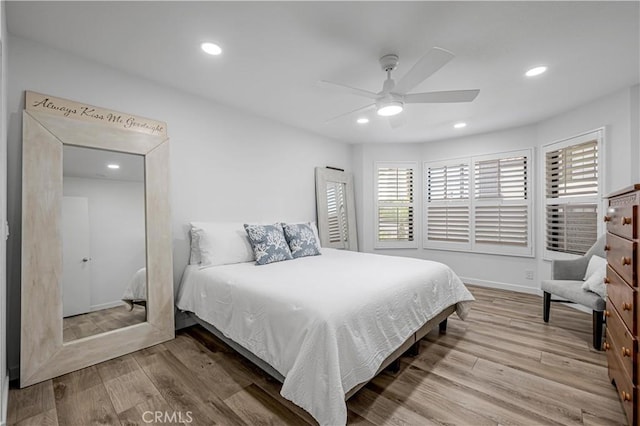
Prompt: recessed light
<box><xmin>107</xmin><ymin>164</ymin><xmax>120</xmax><ymax>169</ymax></box>
<box><xmin>453</xmin><ymin>122</ymin><xmax>467</xmax><ymax>129</ymax></box>
<box><xmin>356</xmin><ymin>117</ymin><xmax>369</xmax><ymax>124</ymax></box>
<box><xmin>525</xmin><ymin>66</ymin><xmax>547</xmax><ymax>77</ymax></box>
<box><xmin>201</xmin><ymin>42</ymin><xmax>222</xmax><ymax>56</ymax></box>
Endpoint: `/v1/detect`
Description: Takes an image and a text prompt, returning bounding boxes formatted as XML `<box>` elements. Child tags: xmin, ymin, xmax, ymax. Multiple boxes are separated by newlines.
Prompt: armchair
<box><xmin>541</xmin><ymin>235</ymin><xmax>606</xmax><ymax>350</ymax></box>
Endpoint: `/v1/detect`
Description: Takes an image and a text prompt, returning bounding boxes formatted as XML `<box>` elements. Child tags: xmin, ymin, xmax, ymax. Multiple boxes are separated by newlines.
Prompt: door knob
<box><xmin>82</xmin><ymin>257</ymin><xmax>90</xmax><ymax>262</ymax></box>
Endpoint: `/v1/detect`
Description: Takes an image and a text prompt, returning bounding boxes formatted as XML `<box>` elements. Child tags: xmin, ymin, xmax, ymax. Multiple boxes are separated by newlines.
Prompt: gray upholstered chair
<box><xmin>541</xmin><ymin>235</ymin><xmax>607</xmax><ymax>350</ymax></box>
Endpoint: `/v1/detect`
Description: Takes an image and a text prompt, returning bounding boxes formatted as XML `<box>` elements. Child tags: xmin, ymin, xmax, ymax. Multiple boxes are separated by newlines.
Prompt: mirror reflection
<box><xmin>61</xmin><ymin>145</ymin><xmax>146</xmax><ymax>342</ymax></box>
<box><xmin>326</xmin><ymin>181</ymin><xmax>349</xmax><ymax>248</ymax></box>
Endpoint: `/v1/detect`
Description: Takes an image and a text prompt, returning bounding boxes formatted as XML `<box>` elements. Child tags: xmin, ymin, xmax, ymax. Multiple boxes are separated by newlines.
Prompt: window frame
<box><xmin>374</xmin><ymin>161</ymin><xmax>418</xmax><ymax>249</ymax></box>
<box><xmin>542</xmin><ymin>128</ymin><xmax>605</xmax><ymax>260</ymax></box>
<box><xmin>424</xmin><ymin>148</ymin><xmax>534</xmax><ymax>257</ymax></box>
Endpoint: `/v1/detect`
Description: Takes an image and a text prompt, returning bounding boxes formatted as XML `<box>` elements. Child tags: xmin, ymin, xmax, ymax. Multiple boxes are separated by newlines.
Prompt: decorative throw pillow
<box><xmin>583</xmin><ymin>255</ymin><xmax>607</xmax><ymax>280</ymax></box>
<box><xmin>582</xmin><ymin>255</ymin><xmax>607</xmax><ymax>298</ymax></box>
<box><xmin>244</xmin><ymin>224</ymin><xmax>293</xmax><ymax>265</ymax></box>
<box><xmin>282</xmin><ymin>223</ymin><xmax>321</xmax><ymax>258</ymax></box>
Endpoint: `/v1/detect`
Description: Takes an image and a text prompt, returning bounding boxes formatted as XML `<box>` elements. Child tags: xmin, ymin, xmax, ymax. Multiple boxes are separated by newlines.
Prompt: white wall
<box><xmin>63</xmin><ymin>177</ymin><xmax>145</xmax><ymax>310</ymax></box>
<box><xmin>353</xmin><ymin>85</ymin><xmax>639</xmax><ymax>295</ymax></box>
<box><xmin>6</xmin><ymin>35</ymin><xmax>351</xmax><ymax>379</ymax></box>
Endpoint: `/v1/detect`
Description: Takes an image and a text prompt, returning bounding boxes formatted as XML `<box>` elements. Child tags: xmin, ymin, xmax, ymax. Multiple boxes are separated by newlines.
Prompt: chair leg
<box><xmin>592</xmin><ymin>310</ymin><xmax>604</xmax><ymax>350</ymax></box>
<box><xmin>543</xmin><ymin>292</ymin><xmax>551</xmax><ymax>323</ymax></box>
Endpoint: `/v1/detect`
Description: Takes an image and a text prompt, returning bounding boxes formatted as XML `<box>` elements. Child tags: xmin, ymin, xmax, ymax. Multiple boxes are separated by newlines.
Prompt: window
<box><xmin>425</xmin><ymin>149</ymin><xmax>533</xmax><ymax>256</ymax></box>
<box><xmin>544</xmin><ymin>130</ymin><xmax>602</xmax><ymax>256</ymax></box>
<box><xmin>474</xmin><ymin>155</ymin><xmax>529</xmax><ymax>250</ymax></box>
<box><xmin>375</xmin><ymin>163</ymin><xmax>417</xmax><ymax>248</ymax></box>
<box><xmin>425</xmin><ymin>161</ymin><xmax>470</xmax><ymax>249</ymax></box>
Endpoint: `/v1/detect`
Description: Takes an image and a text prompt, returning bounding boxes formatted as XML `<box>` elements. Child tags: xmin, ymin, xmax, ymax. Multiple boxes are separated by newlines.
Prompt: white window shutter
<box><xmin>544</xmin><ymin>134</ymin><xmax>600</xmax><ymax>256</ymax></box>
<box><xmin>375</xmin><ymin>164</ymin><xmax>416</xmax><ymax>247</ymax></box>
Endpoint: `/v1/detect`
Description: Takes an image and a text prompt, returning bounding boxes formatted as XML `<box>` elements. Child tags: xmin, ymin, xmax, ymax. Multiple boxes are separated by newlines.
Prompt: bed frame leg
<box><xmin>405</xmin><ymin>341</ymin><xmax>420</xmax><ymax>357</ymax></box>
<box><xmin>439</xmin><ymin>318</ymin><xmax>448</xmax><ymax>334</ymax></box>
<box><xmin>385</xmin><ymin>359</ymin><xmax>401</xmax><ymax>374</ymax></box>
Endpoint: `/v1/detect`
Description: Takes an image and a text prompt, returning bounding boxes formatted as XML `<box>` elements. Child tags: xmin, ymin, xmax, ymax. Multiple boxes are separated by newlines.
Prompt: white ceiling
<box><xmin>6</xmin><ymin>1</ymin><xmax>639</xmax><ymax>144</ymax></box>
<box><xmin>63</xmin><ymin>145</ymin><xmax>144</xmax><ymax>182</ymax></box>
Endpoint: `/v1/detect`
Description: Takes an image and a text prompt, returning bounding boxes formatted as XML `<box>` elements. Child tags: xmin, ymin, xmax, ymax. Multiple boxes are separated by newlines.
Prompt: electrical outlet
<box><xmin>525</xmin><ymin>270</ymin><xmax>534</xmax><ymax>280</ymax></box>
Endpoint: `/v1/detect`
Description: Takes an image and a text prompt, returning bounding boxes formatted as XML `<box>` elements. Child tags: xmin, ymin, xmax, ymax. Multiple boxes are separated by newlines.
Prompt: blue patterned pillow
<box><xmin>282</xmin><ymin>223</ymin><xmax>321</xmax><ymax>258</ymax></box>
<box><xmin>243</xmin><ymin>224</ymin><xmax>293</xmax><ymax>265</ymax></box>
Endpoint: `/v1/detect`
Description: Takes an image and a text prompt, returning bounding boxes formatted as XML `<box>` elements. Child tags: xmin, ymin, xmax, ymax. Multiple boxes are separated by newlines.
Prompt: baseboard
<box><xmin>461</xmin><ymin>277</ymin><xmax>542</xmax><ymax>296</ymax></box>
<box><xmin>1</xmin><ymin>374</ymin><xmax>8</xmax><ymax>426</ymax></box>
<box><xmin>90</xmin><ymin>300</ymin><xmax>126</xmax><ymax>312</ymax></box>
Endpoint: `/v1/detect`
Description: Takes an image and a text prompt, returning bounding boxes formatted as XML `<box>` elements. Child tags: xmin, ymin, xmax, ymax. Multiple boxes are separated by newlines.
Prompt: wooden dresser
<box><xmin>605</xmin><ymin>184</ymin><xmax>640</xmax><ymax>425</ymax></box>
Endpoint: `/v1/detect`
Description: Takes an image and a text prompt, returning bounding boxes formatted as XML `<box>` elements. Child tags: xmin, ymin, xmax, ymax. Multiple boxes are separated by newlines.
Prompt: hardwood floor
<box><xmin>9</xmin><ymin>286</ymin><xmax>627</xmax><ymax>425</ymax></box>
<box><xmin>62</xmin><ymin>304</ymin><xmax>146</xmax><ymax>342</ymax></box>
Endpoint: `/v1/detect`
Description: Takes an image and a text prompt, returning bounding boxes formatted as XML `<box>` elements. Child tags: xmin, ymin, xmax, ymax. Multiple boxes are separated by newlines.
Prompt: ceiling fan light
<box><xmin>377</xmin><ymin>102</ymin><xmax>403</xmax><ymax>117</ymax></box>
<box><xmin>525</xmin><ymin>66</ymin><xmax>547</xmax><ymax>77</ymax></box>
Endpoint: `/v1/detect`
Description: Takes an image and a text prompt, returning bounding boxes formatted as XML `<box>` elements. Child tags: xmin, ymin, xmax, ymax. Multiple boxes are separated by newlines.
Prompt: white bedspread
<box><xmin>176</xmin><ymin>249</ymin><xmax>473</xmax><ymax>425</ymax></box>
<box><xmin>122</xmin><ymin>267</ymin><xmax>146</xmax><ymax>301</ymax></box>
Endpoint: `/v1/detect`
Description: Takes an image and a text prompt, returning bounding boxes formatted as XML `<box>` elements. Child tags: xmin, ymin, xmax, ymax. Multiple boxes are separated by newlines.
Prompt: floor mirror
<box><xmin>315</xmin><ymin>167</ymin><xmax>358</xmax><ymax>251</ymax></box>
<box><xmin>21</xmin><ymin>91</ymin><xmax>174</xmax><ymax>387</ymax></box>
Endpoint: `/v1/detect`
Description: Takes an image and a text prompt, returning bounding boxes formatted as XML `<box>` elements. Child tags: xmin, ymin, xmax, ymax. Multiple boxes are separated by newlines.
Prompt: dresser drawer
<box><xmin>606</xmin><ymin>303</ymin><xmax>636</xmax><ymax>382</ymax></box>
<box><xmin>607</xmin><ymin>265</ymin><xmax>636</xmax><ymax>334</ymax></box>
<box><xmin>605</xmin><ymin>205</ymin><xmax>638</xmax><ymax>240</ymax></box>
<box><xmin>607</xmin><ymin>339</ymin><xmax>636</xmax><ymax>426</ymax></box>
<box><xmin>606</xmin><ymin>233</ymin><xmax>637</xmax><ymax>286</ymax></box>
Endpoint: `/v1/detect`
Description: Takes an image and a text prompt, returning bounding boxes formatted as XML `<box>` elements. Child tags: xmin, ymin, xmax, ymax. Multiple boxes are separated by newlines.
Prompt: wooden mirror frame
<box><xmin>20</xmin><ymin>91</ymin><xmax>174</xmax><ymax>387</ymax></box>
<box><xmin>315</xmin><ymin>167</ymin><xmax>358</xmax><ymax>251</ymax></box>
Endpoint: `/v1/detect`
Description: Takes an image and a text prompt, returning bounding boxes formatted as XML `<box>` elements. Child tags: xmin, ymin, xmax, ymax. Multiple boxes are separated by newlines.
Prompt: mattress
<box><xmin>176</xmin><ymin>248</ymin><xmax>474</xmax><ymax>425</ymax></box>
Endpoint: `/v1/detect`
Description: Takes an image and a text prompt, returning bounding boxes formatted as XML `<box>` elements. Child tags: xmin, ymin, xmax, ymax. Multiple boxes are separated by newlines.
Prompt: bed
<box><xmin>122</xmin><ymin>267</ymin><xmax>147</xmax><ymax>310</ymax></box>
<box><xmin>176</xmin><ymin>245</ymin><xmax>473</xmax><ymax>425</ymax></box>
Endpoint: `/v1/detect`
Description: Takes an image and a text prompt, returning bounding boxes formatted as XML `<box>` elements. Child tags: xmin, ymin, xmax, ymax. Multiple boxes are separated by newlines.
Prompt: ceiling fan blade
<box><xmin>393</xmin><ymin>47</ymin><xmax>455</xmax><ymax>95</ymax></box>
<box><xmin>388</xmin><ymin>113</ymin><xmax>406</xmax><ymax>129</ymax></box>
<box><xmin>317</xmin><ymin>80</ymin><xmax>379</xmax><ymax>100</ymax></box>
<box><xmin>404</xmin><ymin>89</ymin><xmax>480</xmax><ymax>103</ymax></box>
<box><xmin>324</xmin><ymin>103</ymin><xmax>375</xmax><ymax>123</ymax></box>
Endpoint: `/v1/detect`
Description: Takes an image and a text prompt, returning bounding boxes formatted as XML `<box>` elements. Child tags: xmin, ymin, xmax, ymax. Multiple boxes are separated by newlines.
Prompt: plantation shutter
<box><xmin>545</xmin><ymin>136</ymin><xmax>599</xmax><ymax>255</ymax></box>
<box><xmin>474</xmin><ymin>156</ymin><xmax>528</xmax><ymax>247</ymax></box>
<box><xmin>546</xmin><ymin>140</ymin><xmax>598</xmax><ymax>198</ymax></box>
<box><xmin>426</xmin><ymin>162</ymin><xmax>470</xmax><ymax>244</ymax></box>
<box><xmin>377</xmin><ymin>166</ymin><xmax>414</xmax><ymax>243</ymax></box>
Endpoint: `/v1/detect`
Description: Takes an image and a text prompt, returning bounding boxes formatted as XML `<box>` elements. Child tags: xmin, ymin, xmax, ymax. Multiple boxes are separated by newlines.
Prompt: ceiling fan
<box><xmin>319</xmin><ymin>47</ymin><xmax>480</xmax><ymax>128</ymax></box>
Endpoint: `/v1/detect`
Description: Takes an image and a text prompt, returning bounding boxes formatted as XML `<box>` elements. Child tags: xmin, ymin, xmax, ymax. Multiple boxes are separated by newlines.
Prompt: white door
<box><xmin>62</xmin><ymin>196</ymin><xmax>91</xmax><ymax>317</ymax></box>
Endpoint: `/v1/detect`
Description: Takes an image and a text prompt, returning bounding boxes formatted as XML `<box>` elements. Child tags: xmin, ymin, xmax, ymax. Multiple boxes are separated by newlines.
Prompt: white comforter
<box><xmin>122</xmin><ymin>267</ymin><xmax>146</xmax><ymax>301</ymax></box>
<box><xmin>176</xmin><ymin>249</ymin><xmax>473</xmax><ymax>425</ymax></box>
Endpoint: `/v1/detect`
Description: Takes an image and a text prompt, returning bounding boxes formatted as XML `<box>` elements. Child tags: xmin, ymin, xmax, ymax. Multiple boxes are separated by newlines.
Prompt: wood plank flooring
<box><xmin>63</xmin><ymin>305</ymin><xmax>146</xmax><ymax>342</ymax></box>
<box><xmin>9</xmin><ymin>286</ymin><xmax>627</xmax><ymax>425</ymax></box>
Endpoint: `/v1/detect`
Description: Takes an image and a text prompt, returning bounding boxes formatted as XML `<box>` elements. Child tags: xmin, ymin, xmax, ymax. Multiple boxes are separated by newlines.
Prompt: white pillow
<box><xmin>190</xmin><ymin>222</ymin><xmax>255</xmax><ymax>268</ymax></box>
<box><xmin>583</xmin><ymin>255</ymin><xmax>607</xmax><ymax>280</ymax></box>
<box><xmin>582</xmin><ymin>255</ymin><xmax>607</xmax><ymax>298</ymax></box>
<box><xmin>189</xmin><ymin>228</ymin><xmax>202</xmax><ymax>265</ymax></box>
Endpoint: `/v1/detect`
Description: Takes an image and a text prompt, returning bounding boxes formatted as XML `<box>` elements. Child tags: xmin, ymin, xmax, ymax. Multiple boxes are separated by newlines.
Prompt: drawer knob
<box><xmin>621</xmin><ymin>347</ymin><xmax>632</xmax><ymax>357</ymax></box>
<box><xmin>621</xmin><ymin>391</ymin><xmax>632</xmax><ymax>402</ymax></box>
<box><xmin>623</xmin><ymin>302</ymin><xmax>632</xmax><ymax>311</ymax></box>
<box><xmin>603</xmin><ymin>277</ymin><xmax>611</xmax><ymax>284</ymax></box>
<box><xmin>604</xmin><ymin>216</ymin><xmax>612</xmax><ymax>222</ymax></box>
<box><xmin>604</xmin><ymin>342</ymin><xmax>611</xmax><ymax>350</ymax></box>
<box><xmin>604</xmin><ymin>244</ymin><xmax>611</xmax><ymax>251</ymax></box>
<box><xmin>605</xmin><ymin>310</ymin><xmax>611</xmax><ymax>317</ymax></box>
<box><xmin>621</xmin><ymin>216</ymin><xmax>632</xmax><ymax>225</ymax></box>
<box><xmin>621</xmin><ymin>256</ymin><xmax>632</xmax><ymax>266</ymax></box>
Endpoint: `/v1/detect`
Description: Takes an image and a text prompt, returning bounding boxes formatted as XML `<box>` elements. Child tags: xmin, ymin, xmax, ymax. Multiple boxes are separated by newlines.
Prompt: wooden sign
<box><xmin>25</xmin><ymin>91</ymin><xmax>167</xmax><ymax>137</ymax></box>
